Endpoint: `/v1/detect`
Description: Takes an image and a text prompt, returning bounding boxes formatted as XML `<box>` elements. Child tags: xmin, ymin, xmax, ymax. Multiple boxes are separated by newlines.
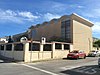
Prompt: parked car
<box><xmin>67</xmin><ymin>50</ymin><xmax>86</xmax><ymax>59</ymax></box>
<box><xmin>88</xmin><ymin>50</ymin><xmax>100</xmax><ymax>57</ymax></box>
<box><xmin>98</xmin><ymin>58</ymin><xmax>100</xmax><ymax>67</ymax></box>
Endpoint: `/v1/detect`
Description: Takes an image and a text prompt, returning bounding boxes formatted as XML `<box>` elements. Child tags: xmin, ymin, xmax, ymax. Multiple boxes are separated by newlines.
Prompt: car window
<box><xmin>79</xmin><ymin>50</ymin><xmax>84</xmax><ymax>53</ymax></box>
<box><xmin>71</xmin><ymin>51</ymin><xmax>78</xmax><ymax>53</ymax></box>
<box><xmin>96</xmin><ymin>51</ymin><xmax>98</xmax><ymax>53</ymax></box>
<box><xmin>79</xmin><ymin>51</ymin><xmax>83</xmax><ymax>53</ymax></box>
<box><xmin>91</xmin><ymin>51</ymin><xmax>95</xmax><ymax>52</ymax></box>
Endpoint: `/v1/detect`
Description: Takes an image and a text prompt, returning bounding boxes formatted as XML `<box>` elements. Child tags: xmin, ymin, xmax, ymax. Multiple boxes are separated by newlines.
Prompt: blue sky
<box><xmin>0</xmin><ymin>0</ymin><xmax>100</xmax><ymax>38</ymax></box>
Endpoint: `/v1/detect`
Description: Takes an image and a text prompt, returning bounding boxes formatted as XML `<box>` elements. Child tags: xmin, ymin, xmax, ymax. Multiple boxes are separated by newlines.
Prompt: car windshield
<box><xmin>91</xmin><ymin>51</ymin><xmax>96</xmax><ymax>52</ymax></box>
<box><xmin>71</xmin><ymin>51</ymin><xmax>78</xmax><ymax>53</ymax></box>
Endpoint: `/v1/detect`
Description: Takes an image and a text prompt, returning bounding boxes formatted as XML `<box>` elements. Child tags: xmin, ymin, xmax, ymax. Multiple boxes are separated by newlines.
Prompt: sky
<box><xmin>0</xmin><ymin>0</ymin><xmax>100</xmax><ymax>38</ymax></box>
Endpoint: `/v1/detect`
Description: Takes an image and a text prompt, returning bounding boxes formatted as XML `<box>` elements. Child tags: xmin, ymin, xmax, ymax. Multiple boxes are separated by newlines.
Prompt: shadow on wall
<box><xmin>60</xmin><ymin>65</ymin><xmax>100</xmax><ymax>75</ymax></box>
<box><xmin>0</xmin><ymin>55</ymin><xmax>14</xmax><ymax>63</ymax></box>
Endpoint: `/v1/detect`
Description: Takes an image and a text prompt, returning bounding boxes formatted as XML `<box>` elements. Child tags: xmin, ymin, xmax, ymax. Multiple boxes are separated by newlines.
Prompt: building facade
<box><xmin>28</xmin><ymin>13</ymin><xmax>93</xmax><ymax>54</ymax></box>
<box><xmin>0</xmin><ymin>37</ymin><xmax>8</xmax><ymax>43</ymax></box>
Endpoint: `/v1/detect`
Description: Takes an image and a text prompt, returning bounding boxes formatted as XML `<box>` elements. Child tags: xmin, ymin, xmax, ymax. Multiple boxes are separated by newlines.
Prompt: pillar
<box><xmin>70</xmin><ymin>44</ymin><xmax>73</xmax><ymax>52</ymax></box>
<box><xmin>24</xmin><ymin>43</ymin><xmax>30</xmax><ymax>62</ymax></box>
<box><xmin>62</xmin><ymin>44</ymin><xmax>64</xmax><ymax>50</ymax></box>
<box><xmin>40</xmin><ymin>44</ymin><xmax>43</xmax><ymax>52</ymax></box>
<box><xmin>52</xmin><ymin>42</ymin><xmax>55</xmax><ymax>58</ymax></box>
<box><xmin>12</xmin><ymin>43</ymin><xmax>14</xmax><ymax>59</ymax></box>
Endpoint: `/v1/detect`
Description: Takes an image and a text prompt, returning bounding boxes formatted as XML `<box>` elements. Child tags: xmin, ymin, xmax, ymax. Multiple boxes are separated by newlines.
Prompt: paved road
<box><xmin>0</xmin><ymin>57</ymin><xmax>100</xmax><ymax>75</ymax></box>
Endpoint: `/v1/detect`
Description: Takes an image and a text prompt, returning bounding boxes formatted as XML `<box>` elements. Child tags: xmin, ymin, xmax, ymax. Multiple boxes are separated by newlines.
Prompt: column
<box><xmin>40</xmin><ymin>43</ymin><xmax>43</xmax><ymax>52</ymax></box>
<box><xmin>52</xmin><ymin>42</ymin><xmax>55</xmax><ymax>58</ymax></box>
<box><xmin>4</xmin><ymin>44</ymin><xmax>6</xmax><ymax>56</ymax></box>
<box><xmin>24</xmin><ymin>43</ymin><xmax>30</xmax><ymax>62</ymax></box>
<box><xmin>62</xmin><ymin>44</ymin><xmax>64</xmax><ymax>50</ymax></box>
<box><xmin>12</xmin><ymin>43</ymin><xmax>14</xmax><ymax>59</ymax></box>
<box><xmin>70</xmin><ymin>44</ymin><xmax>73</xmax><ymax>52</ymax></box>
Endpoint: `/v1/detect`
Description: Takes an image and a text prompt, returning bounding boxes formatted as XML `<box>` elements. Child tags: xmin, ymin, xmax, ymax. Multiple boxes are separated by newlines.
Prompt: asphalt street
<box><xmin>0</xmin><ymin>57</ymin><xmax>100</xmax><ymax>75</ymax></box>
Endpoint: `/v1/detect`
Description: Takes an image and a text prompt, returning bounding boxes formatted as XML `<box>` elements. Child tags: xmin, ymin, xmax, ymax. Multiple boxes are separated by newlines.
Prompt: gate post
<box><xmin>24</xmin><ymin>42</ymin><xmax>30</xmax><ymax>62</ymax></box>
<box><xmin>52</xmin><ymin>42</ymin><xmax>55</xmax><ymax>58</ymax></box>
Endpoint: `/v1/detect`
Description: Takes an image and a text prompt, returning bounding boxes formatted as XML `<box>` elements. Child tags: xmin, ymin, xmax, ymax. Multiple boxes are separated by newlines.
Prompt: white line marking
<box><xmin>60</xmin><ymin>61</ymin><xmax>97</xmax><ymax>70</ymax></box>
<box><xmin>60</xmin><ymin>65</ymin><xmax>82</xmax><ymax>70</ymax></box>
<box><xmin>21</xmin><ymin>64</ymin><xmax>58</xmax><ymax>75</ymax></box>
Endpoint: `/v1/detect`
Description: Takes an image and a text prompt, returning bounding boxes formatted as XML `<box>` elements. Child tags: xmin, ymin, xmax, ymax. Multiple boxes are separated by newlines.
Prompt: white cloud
<box><xmin>81</xmin><ymin>8</ymin><xmax>100</xmax><ymax>18</ymax></box>
<box><xmin>92</xmin><ymin>22</ymin><xmax>100</xmax><ymax>33</ymax></box>
<box><xmin>44</xmin><ymin>13</ymin><xmax>61</xmax><ymax>21</ymax></box>
<box><xmin>77</xmin><ymin>5</ymin><xmax>84</xmax><ymax>8</ymax></box>
<box><xmin>18</xmin><ymin>12</ymin><xmax>39</xmax><ymax>21</ymax></box>
<box><xmin>0</xmin><ymin>9</ymin><xmax>39</xmax><ymax>23</ymax></box>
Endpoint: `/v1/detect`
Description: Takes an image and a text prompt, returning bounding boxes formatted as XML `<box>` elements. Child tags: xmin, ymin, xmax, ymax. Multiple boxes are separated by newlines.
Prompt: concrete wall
<box><xmin>24</xmin><ymin>42</ymin><xmax>71</xmax><ymax>62</ymax></box>
<box><xmin>0</xmin><ymin>42</ymin><xmax>72</xmax><ymax>62</ymax></box>
<box><xmin>72</xmin><ymin>20</ymin><xmax>93</xmax><ymax>55</ymax></box>
<box><xmin>29</xmin><ymin>51</ymin><xmax>52</xmax><ymax>61</ymax></box>
<box><xmin>52</xmin><ymin>50</ymin><xmax>69</xmax><ymax>58</ymax></box>
<box><xmin>0</xmin><ymin>43</ymin><xmax>24</xmax><ymax>61</ymax></box>
<box><xmin>0</xmin><ymin>50</ymin><xmax>24</xmax><ymax>60</ymax></box>
<box><xmin>29</xmin><ymin>16</ymin><xmax>70</xmax><ymax>41</ymax></box>
<box><xmin>13</xmin><ymin>51</ymin><xmax>24</xmax><ymax>60</ymax></box>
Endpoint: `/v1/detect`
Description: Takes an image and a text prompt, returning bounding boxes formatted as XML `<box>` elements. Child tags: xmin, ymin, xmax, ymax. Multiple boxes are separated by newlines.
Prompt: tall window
<box><xmin>61</xmin><ymin>20</ymin><xmax>71</xmax><ymax>43</ymax></box>
<box><xmin>32</xmin><ymin>29</ymin><xmax>37</xmax><ymax>38</ymax></box>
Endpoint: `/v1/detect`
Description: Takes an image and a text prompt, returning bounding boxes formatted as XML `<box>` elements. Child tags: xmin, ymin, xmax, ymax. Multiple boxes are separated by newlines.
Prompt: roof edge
<box><xmin>71</xmin><ymin>13</ymin><xmax>94</xmax><ymax>27</ymax></box>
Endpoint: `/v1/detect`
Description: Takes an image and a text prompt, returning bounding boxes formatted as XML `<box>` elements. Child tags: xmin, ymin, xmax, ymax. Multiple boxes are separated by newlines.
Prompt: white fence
<box><xmin>0</xmin><ymin>41</ymin><xmax>73</xmax><ymax>62</ymax></box>
<box><xmin>0</xmin><ymin>43</ymin><xmax>24</xmax><ymax>61</ymax></box>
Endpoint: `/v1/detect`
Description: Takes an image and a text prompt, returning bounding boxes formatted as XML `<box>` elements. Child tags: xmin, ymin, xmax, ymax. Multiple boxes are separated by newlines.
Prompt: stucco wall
<box><xmin>72</xmin><ymin>20</ymin><xmax>92</xmax><ymax>55</ymax></box>
<box><xmin>0</xmin><ymin>50</ymin><xmax>24</xmax><ymax>60</ymax></box>
<box><xmin>34</xmin><ymin>21</ymin><xmax>61</xmax><ymax>41</ymax></box>
<box><xmin>53</xmin><ymin>50</ymin><xmax>69</xmax><ymax>58</ymax></box>
<box><xmin>24</xmin><ymin>51</ymin><xmax>52</xmax><ymax>62</ymax></box>
<box><xmin>13</xmin><ymin>51</ymin><xmax>24</xmax><ymax>60</ymax></box>
<box><xmin>4</xmin><ymin>51</ymin><xmax>13</xmax><ymax>58</ymax></box>
<box><xmin>30</xmin><ymin>16</ymin><xmax>70</xmax><ymax>41</ymax></box>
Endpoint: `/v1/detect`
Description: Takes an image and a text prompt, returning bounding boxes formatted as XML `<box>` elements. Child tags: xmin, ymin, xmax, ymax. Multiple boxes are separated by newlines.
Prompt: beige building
<box><xmin>0</xmin><ymin>13</ymin><xmax>94</xmax><ymax>62</ymax></box>
<box><xmin>28</xmin><ymin>13</ymin><xmax>94</xmax><ymax>55</ymax></box>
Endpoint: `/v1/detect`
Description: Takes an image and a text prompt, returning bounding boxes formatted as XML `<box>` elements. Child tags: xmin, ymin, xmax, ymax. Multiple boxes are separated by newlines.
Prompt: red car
<box><xmin>67</xmin><ymin>50</ymin><xmax>86</xmax><ymax>59</ymax></box>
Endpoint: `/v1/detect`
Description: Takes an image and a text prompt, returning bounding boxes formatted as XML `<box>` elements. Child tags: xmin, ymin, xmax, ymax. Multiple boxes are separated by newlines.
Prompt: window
<box><xmin>61</xmin><ymin>20</ymin><xmax>71</xmax><ymax>43</ymax></box>
<box><xmin>43</xmin><ymin>44</ymin><xmax>52</xmax><ymax>51</ymax></box>
<box><xmin>64</xmin><ymin>44</ymin><xmax>70</xmax><ymax>50</ymax></box>
<box><xmin>29</xmin><ymin>43</ymin><xmax>40</xmax><ymax>51</ymax></box>
<box><xmin>14</xmin><ymin>43</ymin><xmax>23</xmax><ymax>51</ymax></box>
<box><xmin>55</xmin><ymin>43</ymin><xmax>62</xmax><ymax>49</ymax></box>
<box><xmin>6</xmin><ymin>44</ymin><xmax>12</xmax><ymax>51</ymax></box>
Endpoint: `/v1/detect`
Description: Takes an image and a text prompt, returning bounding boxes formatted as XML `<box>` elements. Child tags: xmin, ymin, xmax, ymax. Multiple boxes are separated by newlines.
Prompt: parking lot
<box><xmin>0</xmin><ymin>57</ymin><xmax>100</xmax><ymax>75</ymax></box>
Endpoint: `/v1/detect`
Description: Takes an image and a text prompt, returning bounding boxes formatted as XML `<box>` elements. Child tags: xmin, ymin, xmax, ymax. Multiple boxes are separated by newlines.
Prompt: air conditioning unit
<box><xmin>20</xmin><ymin>37</ymin><xmax>28</xmax><ymax>43</ymax></box>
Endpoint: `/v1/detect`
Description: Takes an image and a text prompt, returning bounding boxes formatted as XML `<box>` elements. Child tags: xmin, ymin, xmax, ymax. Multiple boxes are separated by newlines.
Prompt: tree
<box><xmin>93</xmin><ymin>40</ymin><xmax>100</xmax><ymax>48</ymax></box>
<box><xmin>8</xmin><ymin>36</ymin><xmax>13</xmax><ymax>43</ymax></box>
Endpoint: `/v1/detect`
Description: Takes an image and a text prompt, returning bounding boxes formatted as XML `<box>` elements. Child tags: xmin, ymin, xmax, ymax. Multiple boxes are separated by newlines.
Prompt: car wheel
<box><xmin>99</xmin><ymin>65</ymin><xmax>100</xmax><ymax>68</ymax></box>
<box><xmin>76</xmin><ymin>56</ymin><xmax>79</xmax><ymax>60</ymax></box>
<box><xmin>84</xmin><ymin>56</ymin><xmax>86</xmax><ymax>59</ymax></box>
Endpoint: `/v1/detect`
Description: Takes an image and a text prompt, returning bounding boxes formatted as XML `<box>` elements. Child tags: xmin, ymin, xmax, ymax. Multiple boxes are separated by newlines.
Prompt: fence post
<box><xmin>52</xmin><ymin>42</ymin><xmax>55</xmax><ymax>58</ymax></box>
<box><xmin>24</xmin><ymin>42</ymin><xmax>29</xmax><ymax>62</ymax></box>
<box><xmin>12</xmin><ymin>43</ymin><xmax>14</xmax><ymax>60</ymax></box>
<box><xmin>70</xmin><ymin>44</ymin><xmax>73</xmax><ymax>52</ymax></box>
<box><xmin>62</xmin><ymin>44</ymin><xmax>64</xmax><ymax>50</ymax></box>
<box><xmin>39</xmin><ymin>43</ymin><xmax>44</xmax><ymax>60</ymax></box>
<box><xmin>4</xmin><ymin>44</ymin><xmax>6</xmax><ymax>56</ymax></box>
<box><xmin>40</xmin><ymin>43</ymin><xmax>43</xmax><ymax>52</ymax></box>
